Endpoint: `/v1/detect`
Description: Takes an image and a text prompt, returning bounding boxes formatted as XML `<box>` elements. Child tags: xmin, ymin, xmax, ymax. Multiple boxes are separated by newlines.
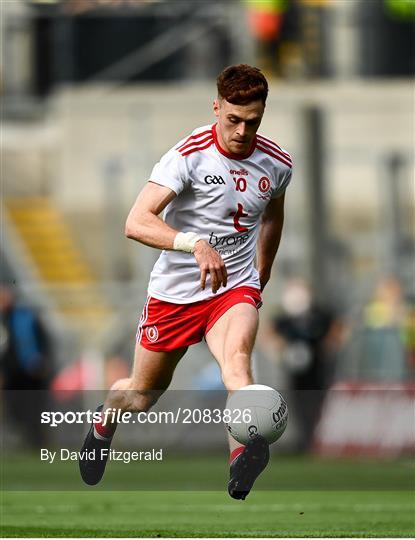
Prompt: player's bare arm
<box><xmin>125</xmin><ymin>182</ymin><xmax>178</xmax><ymax>249</ymax></box>
<box><xmin>125</xmin><ymin>181</ymin><xmax>227</xmax><ymax>293</ymax></box>
<box><xmin>256</xmin><ymin>193</ymin><xmax>285</xmax><ymax>291</ymax></box>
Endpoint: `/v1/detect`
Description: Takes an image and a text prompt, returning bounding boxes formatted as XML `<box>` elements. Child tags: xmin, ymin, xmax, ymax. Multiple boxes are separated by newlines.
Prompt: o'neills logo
<box><xmin>230</xmin><ymin>169</ymin><xmax>248</xmax><ymax>176</ymax></box>
<box><xmin>146</xmin><ymin>326</ymin><xmax>159</xmax><ymax>343</ymax></box>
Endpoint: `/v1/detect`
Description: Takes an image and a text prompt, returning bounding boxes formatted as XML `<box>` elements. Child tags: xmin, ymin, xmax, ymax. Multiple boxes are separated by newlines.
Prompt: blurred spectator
<box><xmin>364</xmin><ymin>276</ymin><xmax>404</xmax><ymax>328</ymax></box>
<box><xmin>341</xmin><ymin>276</ymin><xmax>411</xmax><ymax>382</ymax></box>
<box><xmin>244</xmin><ymin>0</ymin><xmax>332</xmax><ymax>78</ymax></box>
<box><xmin>271</xmin><ymin>278</ymin><xmax>342</xmax><ymax>451</ymax></box>
<box><xmin>0</xmin><ymin>285</ymin><xmax>53</xmax><ymax>446</ymax></box>
<box><xmin>403</xmin><ymin>297</ymin><xmax>415</xmax><ymax>377</ymax></box>
<box><xmin>245</xmin><ymin>0</ymin><xmax>292</xmax><ymax>75</ymax></box>
<box><xmin>360</xmin><ymin>0</ymin><xmax>415</xmax><ymax>77</ymax></box>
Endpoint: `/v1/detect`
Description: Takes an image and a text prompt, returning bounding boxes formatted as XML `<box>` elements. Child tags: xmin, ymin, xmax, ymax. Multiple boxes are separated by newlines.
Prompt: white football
<box><xmin>225</xmin><ymin>384</ymin><xmax>288</xmax><ymax>445</ymax></box>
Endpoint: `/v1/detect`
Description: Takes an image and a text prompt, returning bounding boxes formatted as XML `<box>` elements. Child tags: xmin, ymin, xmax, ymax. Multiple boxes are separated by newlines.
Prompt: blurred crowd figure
<box><xmin>404</xmin><ymin>299</ymin><xmax>415</xmax><ymax>375</ymax></box>
<box><xmin>244</xmin><ymin>0</ymin><xmax>331</xmax><ymax>78</ymax></box>
<box><xmin>270</xmin><ymin>278</ymin><xmax>343</xmax><ymax>452</ymax></box>
<box><xmin>244</xmin><ymin>0</ymin><xmax>415</xmax><ymax>78</ymax></box>
<box><xmin>340</xmin><ymin>276</ymin><xmax>415</xmax><ymax>382</ymax></box>
<box><xmin>269</xmin><ymin>275</ymin><xmax>415</xmax><ymax>451</ymax></box>
<box><xmin>0</xmin><ymin>285</ymin><xmax>53</xmax><ymax>446</ymax></box>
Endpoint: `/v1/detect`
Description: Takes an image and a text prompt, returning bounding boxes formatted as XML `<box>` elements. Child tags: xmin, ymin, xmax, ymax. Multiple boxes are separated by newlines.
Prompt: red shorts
<box><xmin>137</xmin><ymin>286</ymin><xmax>262</xmax><ymax>352</ymax></box>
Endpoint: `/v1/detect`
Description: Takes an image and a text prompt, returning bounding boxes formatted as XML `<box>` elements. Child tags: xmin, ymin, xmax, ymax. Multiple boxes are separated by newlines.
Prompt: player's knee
<box><xmin>109</xmin><ymin>388</ymin><xmax>163</xmax><ymax>413</ymax></box>
<box><xmin>128</xmin><ymin>389</ymin><xmax>163</xmax><ymax>412</ymax></box>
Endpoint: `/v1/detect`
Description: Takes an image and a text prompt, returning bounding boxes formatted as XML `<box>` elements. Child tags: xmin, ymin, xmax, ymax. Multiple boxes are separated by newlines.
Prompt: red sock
<box><xmin>94</xmin><ymin>412</ymin><xmax>117</xmax><ymax>439</ymax></box>
<box><xmin>230</xmin><ymin>445</ymin><xmax>245</xmax><ymax>464</ymax></box>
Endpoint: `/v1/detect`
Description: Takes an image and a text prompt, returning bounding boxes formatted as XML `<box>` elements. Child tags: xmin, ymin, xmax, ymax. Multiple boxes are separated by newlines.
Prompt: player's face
<box><xmin>213</xmin><ymin>98</ymin><xmax>264</xmax><ymax>156</ymax></box>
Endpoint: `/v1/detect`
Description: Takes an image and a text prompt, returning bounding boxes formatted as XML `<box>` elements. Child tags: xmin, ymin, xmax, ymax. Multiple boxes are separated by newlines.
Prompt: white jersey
<box><xmin>147</xmin><ymin>123</ymin><xmax>292</xmax><ymax>303</ymax></box>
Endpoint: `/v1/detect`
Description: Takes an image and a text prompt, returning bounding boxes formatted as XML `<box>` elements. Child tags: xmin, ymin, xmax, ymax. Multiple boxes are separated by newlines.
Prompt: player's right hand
<box><xmin>193</xmin><ymin>240</ymin><xmax>228</xmax><ymax>294</ymax></box>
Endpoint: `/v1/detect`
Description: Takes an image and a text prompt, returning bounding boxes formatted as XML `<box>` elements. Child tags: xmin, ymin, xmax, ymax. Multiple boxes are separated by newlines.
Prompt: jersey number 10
<box><xmin>233</xmin><ymin>177</ymin><xmax>247</xmax><ymax>192</ymax></box>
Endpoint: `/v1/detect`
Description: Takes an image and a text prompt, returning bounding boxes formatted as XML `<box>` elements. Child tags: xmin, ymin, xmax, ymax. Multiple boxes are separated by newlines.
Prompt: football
<box><xmin>225</xmin><ymin>384</ymin><xmax>288</xmax><ymax>445</ymax></box>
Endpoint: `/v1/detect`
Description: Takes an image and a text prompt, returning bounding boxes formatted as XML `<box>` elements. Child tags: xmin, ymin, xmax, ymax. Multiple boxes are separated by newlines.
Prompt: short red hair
<box><xmin>217</xmin><ymin>64</ymin><xmax>268</xmax><ymax>106</ymax></box>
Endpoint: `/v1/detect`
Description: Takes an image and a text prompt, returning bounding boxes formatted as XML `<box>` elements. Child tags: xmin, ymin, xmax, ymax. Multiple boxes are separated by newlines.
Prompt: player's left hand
<box><xmin>193</xmin><ymin>240</ymin><xmax>228</xmax><ymax>294</ymax></box>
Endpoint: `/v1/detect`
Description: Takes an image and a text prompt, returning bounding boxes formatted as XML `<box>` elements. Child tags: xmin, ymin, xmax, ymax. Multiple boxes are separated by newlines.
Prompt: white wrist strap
<box><xmin>173</xmin><ymin>232</ymin><xmax>201</xmax><ymax>253</ymax></box>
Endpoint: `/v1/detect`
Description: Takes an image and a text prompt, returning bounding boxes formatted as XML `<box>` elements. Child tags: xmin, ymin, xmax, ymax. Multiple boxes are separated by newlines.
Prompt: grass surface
<box><xmin>1</xmin><ymin>455</ymin><xmax>414</xmax><ymax>537</ymax></box>
<box><xmin>2</xmin><ymin>490</ymin><xmax>414</xmax><ymax>537</ymax></box>
<box><xmin>2</xmin><ymin>453</ymin><xmax>414</xmax><ymax>491</ymax></box>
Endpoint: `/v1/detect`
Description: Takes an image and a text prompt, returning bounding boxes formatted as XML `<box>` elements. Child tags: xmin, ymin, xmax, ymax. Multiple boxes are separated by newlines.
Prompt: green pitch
<box><xmin>2</xmin><ymin>490</ymin><xmax>414</xmax><ymax>537</ymax></box>
<box><xmin>1</xmin><ymin>455</ymin><xmax>414</xmax><ymax>537</ymax></box>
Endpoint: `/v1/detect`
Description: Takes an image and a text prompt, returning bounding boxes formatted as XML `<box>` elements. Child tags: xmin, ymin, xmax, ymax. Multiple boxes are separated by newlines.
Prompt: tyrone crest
<box><xmin>146</xmin><ymin>326</ymin><xmax>159</xmax><ymax>343</ymax></box>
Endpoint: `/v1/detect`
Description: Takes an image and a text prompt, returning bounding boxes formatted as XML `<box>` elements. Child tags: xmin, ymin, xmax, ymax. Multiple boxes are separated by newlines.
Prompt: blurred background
<box><xmin>1</xmin><ymin>0</ymin><xmax>414</xmax><ymax>463</ymax></box>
